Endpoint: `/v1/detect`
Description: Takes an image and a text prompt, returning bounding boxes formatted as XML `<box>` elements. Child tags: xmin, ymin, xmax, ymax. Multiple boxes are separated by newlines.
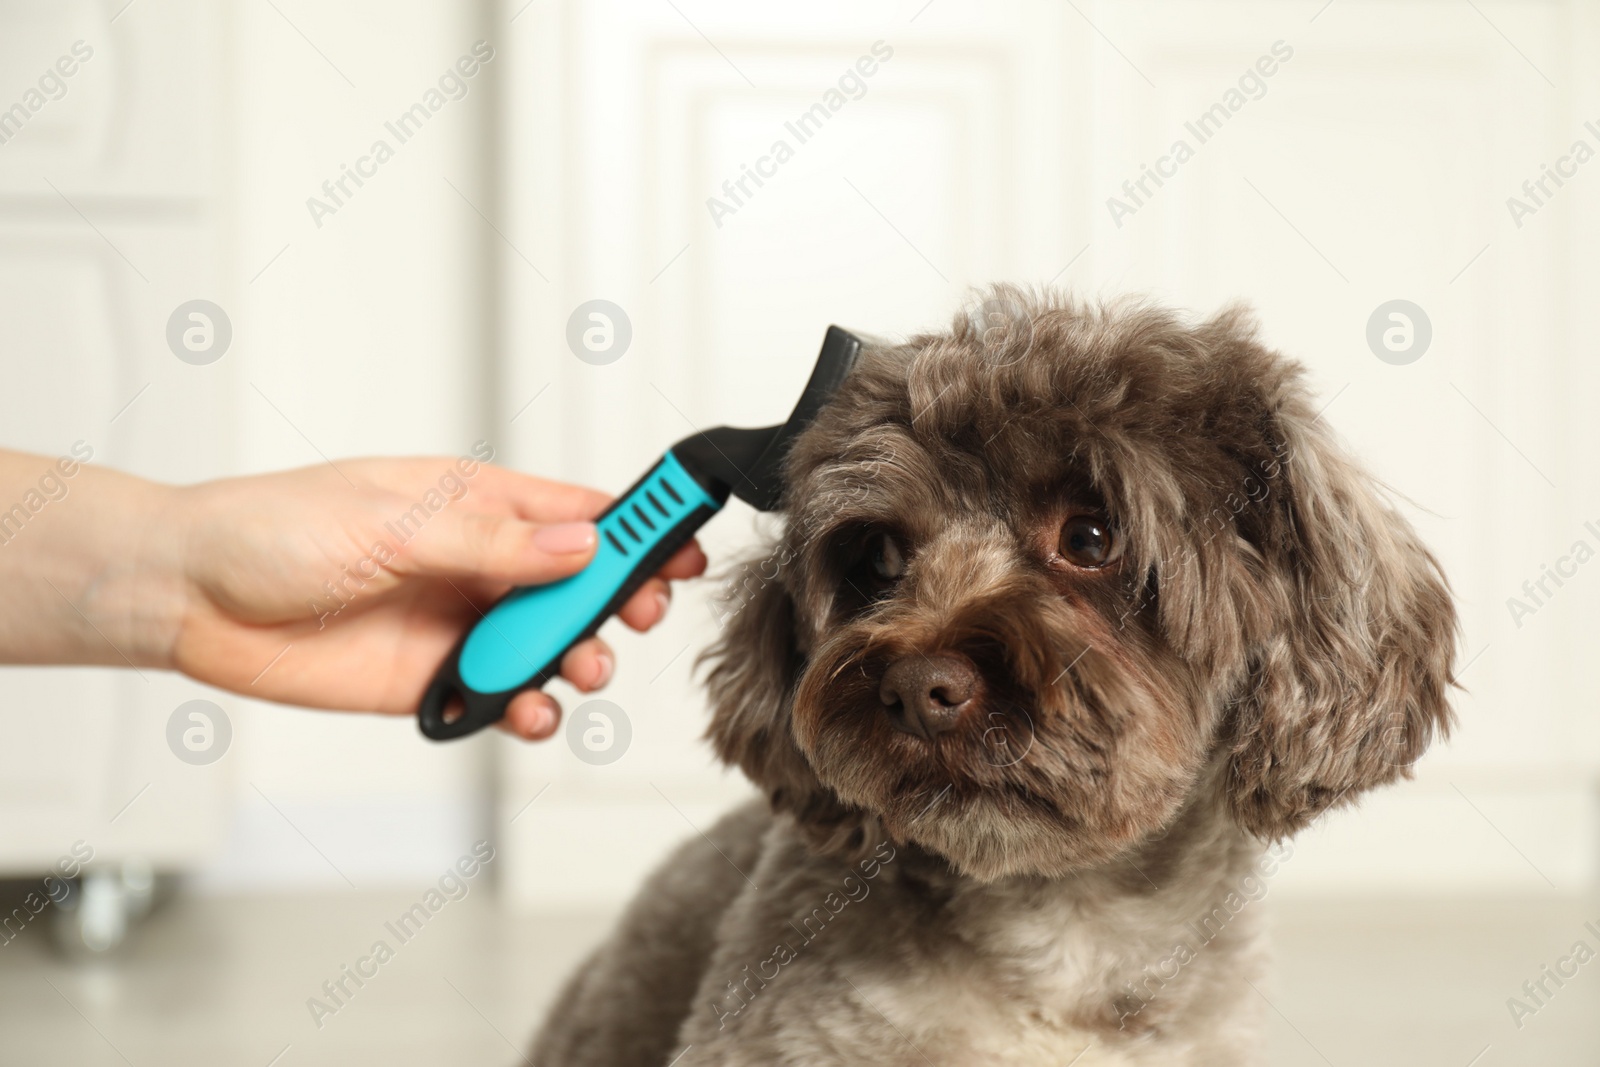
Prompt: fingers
<box><xmin>499</xmin><ymin>690</ymin><xmax>561</xmax><ymax>740</ymax></box>
<box><xmin>615</xmin><ymin>540</ymin><xmax>705</xmax><ymax>629</ymax></box>
<box><xmin>658</xmin><ymin>539</ymin><xmax>709</xmax><ymax>581</ymax></box>
<box><xmin>618</xmin><ymin>578</ymin><xmax>671</xmax><ymax>631</ymax></box>
<box><xmin>395</xmin><ymin>510</ymin><xmax>599</xmax><ymax>586</ymax></box>
<box><xmin>493</xmin><ymin>637</ymin><xmax>614</xmax><ymax>741</ymax></box>
<box><xmin>560</xmin><ymin>637</ymin><xmax>614</xmax><ymax>692</ymax></box>
<box><xmin>614</xmin><ymin>541</ymin><xmax>705</xmax><ymax>630</ymax></box>
<box><xmin>401</xmin><ymin>510</ymin><xmax>703</xmax><ymax>606</ymax></box>
<box><xmin>471</xmin><ymin>465</ymin><xmax>613</xmax><ymax>524</ymax></box>
<box><xmin>348</xmin><ymin>459</ymin><xmax>613</xmax><ymax>524</ymax></box>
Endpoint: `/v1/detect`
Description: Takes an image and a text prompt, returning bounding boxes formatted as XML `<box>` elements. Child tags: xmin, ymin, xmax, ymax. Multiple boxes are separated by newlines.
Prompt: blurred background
<box><xmin>0</xmin><ymin>0</ymin><xmax>1596</xmax><ymax>1063</ymax></box>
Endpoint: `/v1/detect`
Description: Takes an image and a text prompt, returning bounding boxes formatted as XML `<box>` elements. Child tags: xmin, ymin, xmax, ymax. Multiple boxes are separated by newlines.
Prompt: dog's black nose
<box><xmin>879</xmin><ymin>653</ymin><xmax>979</xmax><ymax>740</ymax></box>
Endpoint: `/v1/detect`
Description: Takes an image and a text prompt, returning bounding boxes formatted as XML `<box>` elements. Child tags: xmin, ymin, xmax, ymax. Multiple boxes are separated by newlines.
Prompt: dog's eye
<box><xmin>1058</xmin><ymin>514</ymin><xmax>1121</xmax><ymax>568</ymax></box>
<box><xmin>870</xmin><ymin>532</ymin><xmax>906</xmax><ymax>581</ymax></box>
<box><xmin>834</xmin><ymin>527</ymin><xmax>908</xmax><ymax>613</ymax></box>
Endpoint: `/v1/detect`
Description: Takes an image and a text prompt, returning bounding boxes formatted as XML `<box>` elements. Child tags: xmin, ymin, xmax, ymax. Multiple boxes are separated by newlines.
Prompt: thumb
<box><xmin>393</xmin><ymin>513</ymin><xmax>598</xmax><ymax>586</ymax></box>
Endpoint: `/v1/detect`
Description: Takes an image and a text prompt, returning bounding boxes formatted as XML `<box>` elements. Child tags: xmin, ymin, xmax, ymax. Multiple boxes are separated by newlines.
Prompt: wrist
<box><xmin>74</xmin><ymin>470</ymin><xmax>193</xmax><ymax>671</ymax></box>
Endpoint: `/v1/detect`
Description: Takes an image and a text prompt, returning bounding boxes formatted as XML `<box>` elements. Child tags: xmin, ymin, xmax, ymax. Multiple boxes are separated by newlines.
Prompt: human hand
<box><xmin>159</xmin><ymin>454</ymin><xmax>706</xmax><ymax>739</ymax></box>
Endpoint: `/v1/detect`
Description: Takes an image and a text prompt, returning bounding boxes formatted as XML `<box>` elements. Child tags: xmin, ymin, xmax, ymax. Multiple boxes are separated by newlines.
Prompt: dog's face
<box><xmin>704</xmin><ymin>292</ymin><xmax>1456</xmax><ymax>880</ymax></box>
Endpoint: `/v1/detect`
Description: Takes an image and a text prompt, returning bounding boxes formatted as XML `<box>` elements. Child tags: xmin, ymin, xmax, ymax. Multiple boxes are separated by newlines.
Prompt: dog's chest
<box><xmin>801</xmin><ymin>889</ymin><xmax>1202</xmax><ymax>1067</ymax></box>
<box><xmin>876</xmin><ymin>883</ymin><xmax>1235</xmax><ymax>1062</ymax></box>
<box><xmin>815</xmin><ymin>960</ymin><xmax>1151</xmax><ymax>1067</ymax></box>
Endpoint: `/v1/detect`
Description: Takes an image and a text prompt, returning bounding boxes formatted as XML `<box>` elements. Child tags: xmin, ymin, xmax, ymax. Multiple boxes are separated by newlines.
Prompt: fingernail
<box><xmin>532</xmin><ymin>521</ymin><xmax>597</xmax><ymax>555</ymax></box>
<box><xmin>592</xmin><ymin>649</ymin><xmax>614</xmax><ymax>689</ymax></box>
<box><xmin>655</xmin><ymin>590</ymin><xmax>671</xmax><ymax>620</ymax></box>
<box><xmin>526</xmin><ymin>697</ymin><xmax>557</xmax><ymax>737</ymax></box>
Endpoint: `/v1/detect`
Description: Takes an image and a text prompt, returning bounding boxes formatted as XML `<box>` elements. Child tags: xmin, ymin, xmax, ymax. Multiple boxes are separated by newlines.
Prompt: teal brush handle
<box><xmin>418</xmin><ymin>450</ymin><xmax>726</xmax><ymax>740</ymax></box>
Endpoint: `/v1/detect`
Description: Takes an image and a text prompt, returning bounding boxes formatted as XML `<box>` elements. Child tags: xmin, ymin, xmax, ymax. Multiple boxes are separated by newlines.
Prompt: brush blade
<box><xmin>672</xmin><ymin>326</ymin><xmax>866</xmax><ymax>511</ymax></box>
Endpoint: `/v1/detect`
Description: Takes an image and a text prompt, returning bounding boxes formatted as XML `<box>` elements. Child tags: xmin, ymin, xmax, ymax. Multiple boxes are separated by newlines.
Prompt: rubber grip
<box><xmin>418</xmin><ymin>451</ymin><xmax>724</xmax><ymax>740</ymax></box>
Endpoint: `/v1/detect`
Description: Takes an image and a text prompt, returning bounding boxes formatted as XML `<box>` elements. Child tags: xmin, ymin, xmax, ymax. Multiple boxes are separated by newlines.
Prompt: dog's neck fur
<box><xmin>873</xmin><ymin>763</ymin><xmax>1270</xmax><ymax>1042</ymax></box>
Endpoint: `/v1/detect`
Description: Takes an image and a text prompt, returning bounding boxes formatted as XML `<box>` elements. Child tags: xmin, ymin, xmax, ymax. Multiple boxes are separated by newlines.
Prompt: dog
<box><xmin>531</xmin><ymin>289</ymin><xmax>1457</xmax><ymax>1066</ymax></box>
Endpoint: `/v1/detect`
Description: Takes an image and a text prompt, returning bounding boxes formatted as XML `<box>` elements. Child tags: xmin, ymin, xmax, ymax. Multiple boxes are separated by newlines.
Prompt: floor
<box><xmin>0</xmin><ymin>890</ymin><xmax>1595</xmax><ymax>1065</ymax></box>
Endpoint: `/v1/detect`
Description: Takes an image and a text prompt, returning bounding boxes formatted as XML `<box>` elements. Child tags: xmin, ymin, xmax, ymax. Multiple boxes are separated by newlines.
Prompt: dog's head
<box><xmin>703</xmin><ymin>290</ymin><xmax>1456</xmax><ymax>880</ymax></box>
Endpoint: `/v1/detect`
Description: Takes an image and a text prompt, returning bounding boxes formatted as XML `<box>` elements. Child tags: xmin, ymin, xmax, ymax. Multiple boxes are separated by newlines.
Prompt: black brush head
<box><xmin>671</xmin><ymin>326</ymin><xmax>865</xmax><ymax>511</ymax></box>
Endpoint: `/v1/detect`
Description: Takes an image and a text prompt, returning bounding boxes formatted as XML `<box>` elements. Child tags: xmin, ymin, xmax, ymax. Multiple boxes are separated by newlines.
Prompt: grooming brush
<box><xmin>418</xmin><ymin>326</ymin><xmax>865</xmax><ymax>740</ymax></box>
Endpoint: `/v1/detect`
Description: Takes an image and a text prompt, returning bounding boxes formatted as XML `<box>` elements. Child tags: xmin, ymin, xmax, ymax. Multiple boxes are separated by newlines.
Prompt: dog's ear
<box><xmin>1225</xmin><ymin>385</ymin><xmax>1457</xmax><ymax>839</ymax></box>
<box><xmin>701</xmin><ymin>555</ymin><xmax>882</xmax><ymax>856</ymax></box>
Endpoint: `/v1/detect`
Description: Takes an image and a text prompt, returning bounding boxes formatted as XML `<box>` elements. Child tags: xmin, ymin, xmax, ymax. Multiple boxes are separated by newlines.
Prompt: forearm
<box><xmin>0</xmin><ymin>448</ymin><xmax>186</xmax><ymax>669</ymax></box>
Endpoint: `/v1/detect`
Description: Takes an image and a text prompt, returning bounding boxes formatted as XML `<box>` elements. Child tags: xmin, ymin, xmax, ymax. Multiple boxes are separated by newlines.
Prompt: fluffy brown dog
<box><xmin>531</xmin><ymin>290</ymin><xmax>1457</xmax><ymax>1066</ymax></box>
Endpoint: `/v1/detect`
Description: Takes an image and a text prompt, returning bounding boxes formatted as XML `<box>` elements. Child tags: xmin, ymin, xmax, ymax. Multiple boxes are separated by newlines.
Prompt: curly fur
<box><xmin>531</xmin><ymin>289</ymin><xmax>1457</xmax><ymax>1066</ymax></box>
